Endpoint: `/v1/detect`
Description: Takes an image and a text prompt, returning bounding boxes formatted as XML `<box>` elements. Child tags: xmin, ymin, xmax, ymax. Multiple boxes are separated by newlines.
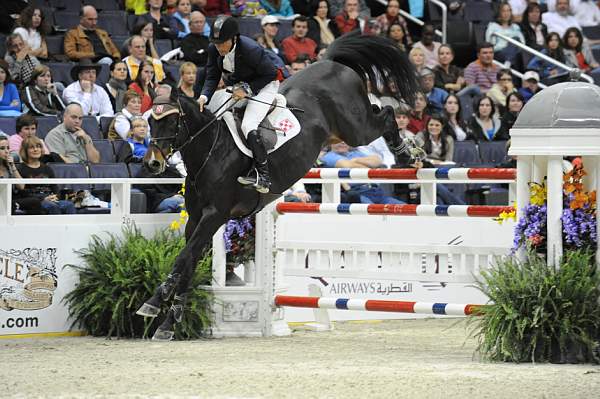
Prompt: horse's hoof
<box><xmin>136</xmin><ymin>302</ymin><xmax>161</xmax><ymax>318</ymax></box>
<box><xmin>152</xmin><ymin>327</ymin><xmax>175</xmax><ymax>341</ymax></box>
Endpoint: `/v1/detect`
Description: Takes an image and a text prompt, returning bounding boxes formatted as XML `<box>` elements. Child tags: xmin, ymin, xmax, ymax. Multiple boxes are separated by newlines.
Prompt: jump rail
<box><xmin>304</xmin><ymin>168</ymin><xmax>516</xmax><ymax>181</ymax></box>
<box><xmin>274</xmin><ymin>295</ymin><xmax>485</xmax><ymax>316</ymax></box>
<box><xmin>276</xmin><ymin>203</ymin><xmax>515</xmax><ymax>217</ymax></box>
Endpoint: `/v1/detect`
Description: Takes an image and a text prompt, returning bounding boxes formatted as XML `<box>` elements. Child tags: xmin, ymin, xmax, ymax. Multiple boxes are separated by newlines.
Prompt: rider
<box><xmin>197</xmin><ymin>16</ymin><xmax>282</xmax><ymax>194</ymax></box>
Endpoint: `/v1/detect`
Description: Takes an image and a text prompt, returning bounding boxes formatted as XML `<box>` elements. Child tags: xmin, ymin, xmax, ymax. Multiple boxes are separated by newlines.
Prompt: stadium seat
<box><xmin>111</xmin><ymin>35</ymin><xmax>130</xmax><ymax>53</ymax></box>
<box><xmin>453</xmin><ymin>140</ymin><xmax>480</xmax><ymax>166</ymax></box>
<box><xmin>0</xmin><ymin>118</ymin><xmax>17</xmax><ymax>135</ymax></box>
<box><xmin>93</xmin><ymin>139</ymin><xmax>116</xmax><ymax>163</ymax></box>
<box><xmin>36</xmin><ymin>116</ymin><xmax>61</xmax><ymax>139</ymax></box>
<box><xmin>0</xmin><ymin>34</ymin><xmax>6</xmax><ymax>59</ymax></box>
<box><xmin>49</xmin><ymin>0</ymin><xmax>82</xmax><ymax>11</ymax></box>
<box><xmin>276</xmin><ymin>20</ymin><xmax>292</xmax><ymax>41</ymax></box>
<box><xmin>127</xmin><ymin>14</ymin><xmax>139</xmax><ymax>33</ymax></box>
<box><xmin>46</xmin><ymin>62</ymin><xmax>75</xmax><ymax>86</ymax></box>
<box><xmin>238</xmin><ymin>17</ymin><xmax>261</xmax><ymax>37</ymax></box>
<box><xmin>47</xmin><ymin>162</ymin><xmax>90</xmax><ymax>191</ymax></box>
<box><xmin>54</xmin><ymin>11</ymin><xmax>80</xmax><ymax>30</ymax></box>
<box><xmin>464</xmin><ymin>1</ymin><xmax>496</xmax><ymax>23</ymax></box>
<box><xmin>98</xmin><ymin>14</ymin><xmax>129</xmax><ymax>36</ymax></box>
<box><xmin>83</xmin><ymin>0</ymin><xmax>120</xmax><ymax>11</ymax></box>
<box><xmin>582</xmin><ymin>26</ymin><xmax>600</xmax><ymax>41</ymax></box>
<box><xmin>473</xmin><ymin>23</ymin><xmax>488</xmax><ymax>46</ymax></box>
<box><xmin>89</xmin><ymin>163</ymin><xmax>129</xmax><ymax>191</ymax></box>
<box><xmin>46</xmin><ymin>35</ymin><xmax>65</xmax><ymax>58</ymax></box>
<box><xmin>128</xmin><ymin>162</ymin><xmax>144</xmax><ymax>177</ymax></box>
<box><xmin>111</xmin><ymin>140</ymin><xmax>128</xmax><ymax>161</ymax></box>
<box><xmin>155</xmin><ymin>39</ymin><xmax>173</xmax><ymax>57</ymax></box>
<box><xmin>164</xmin><ymin>64</ymin><xmax>181</xmax><ymax>84</ymax></box>
<box><xmin>446</xmin><ymin>21</ymin><xmax>475</xmax><ymax>68</ymax></box>
<box><xmin>81</xmin><ymin>116</ymin><xmax>101</xmax><ymax>140</ymax></box>
<box><xmin>478</xmin><ymin>140</ymin><xmax>508</xmax><ymax>166</ymax></box>
<box><xmin>100</xmin><ymin>116</ymin><xmax>114</xmax><ymax>138</ymax></box>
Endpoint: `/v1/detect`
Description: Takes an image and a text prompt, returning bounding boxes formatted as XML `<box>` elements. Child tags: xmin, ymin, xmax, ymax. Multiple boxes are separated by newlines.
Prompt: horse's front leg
<box><xmin>151</xmin><ymin>206</ymin><xmax>226</xmax><ymax>341</ymax></box>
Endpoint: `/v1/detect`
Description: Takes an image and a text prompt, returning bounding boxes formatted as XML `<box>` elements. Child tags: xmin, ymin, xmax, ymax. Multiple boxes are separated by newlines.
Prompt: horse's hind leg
<box><xmin>152</xmin><ymin>206</ymin><xmax>226</xmax><ymax>341</ymax></box>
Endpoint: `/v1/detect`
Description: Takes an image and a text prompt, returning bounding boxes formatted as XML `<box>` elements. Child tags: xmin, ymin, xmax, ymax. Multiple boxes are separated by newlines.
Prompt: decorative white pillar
<box><xmin>546</xmin><ymin>156</ymin><xmax>563</xmax><ymax>266</ymax></box>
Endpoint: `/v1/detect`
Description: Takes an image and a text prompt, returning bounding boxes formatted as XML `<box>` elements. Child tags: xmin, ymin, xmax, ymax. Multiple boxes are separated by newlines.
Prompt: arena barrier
<box><xmin>206</xmin><ymin>168</ymin><xmax>516</xmax><ymax>338</ymax></box>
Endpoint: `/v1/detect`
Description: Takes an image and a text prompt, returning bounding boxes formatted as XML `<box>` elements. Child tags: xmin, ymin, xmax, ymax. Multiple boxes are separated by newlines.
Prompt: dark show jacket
<box><xmin>201</xmin><ymin>35</ymin><xmax>277</xmax><ymax>103</ymax></box>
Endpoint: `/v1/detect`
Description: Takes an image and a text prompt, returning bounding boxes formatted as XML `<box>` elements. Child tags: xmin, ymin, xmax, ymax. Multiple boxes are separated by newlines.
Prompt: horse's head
<box><xmin>145</xmin><ymin>91</ymin><xmax>187</xmax><ymax>174</ymax></box>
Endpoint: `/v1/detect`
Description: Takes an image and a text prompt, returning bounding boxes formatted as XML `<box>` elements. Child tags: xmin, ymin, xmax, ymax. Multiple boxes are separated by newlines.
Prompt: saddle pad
<box><xmin>220</xmin><ymin>94</ymin><xmax>301</xmax><ymax>158</ymax></box>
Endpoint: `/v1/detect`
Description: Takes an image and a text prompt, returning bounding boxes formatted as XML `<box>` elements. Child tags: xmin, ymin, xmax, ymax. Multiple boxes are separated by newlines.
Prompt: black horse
<box><xmin>136</xmin><ymin>33</ymin><xmax>420</xmax><ymax>340</ymax></box>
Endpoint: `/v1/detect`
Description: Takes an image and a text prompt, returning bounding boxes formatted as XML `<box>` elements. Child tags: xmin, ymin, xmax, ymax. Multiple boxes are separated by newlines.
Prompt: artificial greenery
<box><xmin>470</xmin><ymin>250</ymin><xmax>600</xmax><ymax>363</ymax></box>
<box><xmin>63</xmin><ymin>224</ymin><xmax>212</xmax><ymax>339</ymax></box>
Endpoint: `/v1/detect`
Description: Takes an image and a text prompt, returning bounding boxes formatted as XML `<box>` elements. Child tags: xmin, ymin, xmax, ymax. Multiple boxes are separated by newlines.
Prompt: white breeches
<box><xmin>241</xmin><ymin>80</ymin><xmax>280</xmax><ymax>137</ymax></box>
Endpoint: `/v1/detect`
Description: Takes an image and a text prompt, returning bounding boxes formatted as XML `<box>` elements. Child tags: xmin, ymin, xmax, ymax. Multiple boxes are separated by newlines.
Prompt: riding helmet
<box><xmin>210</xmin><ymin>16</ymin><xmax>239</xmax><ymax>44</ymax></box>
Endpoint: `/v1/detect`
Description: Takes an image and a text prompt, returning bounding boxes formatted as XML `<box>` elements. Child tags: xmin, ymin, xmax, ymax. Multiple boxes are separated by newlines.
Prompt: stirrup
<box><xmin>253</xmin><ymin>179</ymin><xmax>271</xmax><ymax>194</ymax></box>
<box><xmin>237</xmin><ymin>168</ymin><xmax>258</xmax><ymax>186</ymax></box>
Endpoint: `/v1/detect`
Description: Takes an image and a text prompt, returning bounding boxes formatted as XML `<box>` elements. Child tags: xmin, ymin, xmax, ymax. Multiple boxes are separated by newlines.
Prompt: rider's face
<box><xmin>215</xmin><ymin>39</ymin><xmax>233</xmax><ymax>56</ymax></box>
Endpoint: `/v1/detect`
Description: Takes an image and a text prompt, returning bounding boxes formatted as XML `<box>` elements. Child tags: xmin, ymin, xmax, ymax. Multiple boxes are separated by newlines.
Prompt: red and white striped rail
<box><xmin>274</xmin><ymin>295</ymin><xmax>485</xmax><ymax>316</ymax></box>
<box><xmin>276</xmin><ymin>203</ymin><xmax>515</xmax><ymax>217</ymax></box>
<box><xmin>304</xmin><ymin>168</ymin><xmax>516</xmax><ymax>181</ymax></box>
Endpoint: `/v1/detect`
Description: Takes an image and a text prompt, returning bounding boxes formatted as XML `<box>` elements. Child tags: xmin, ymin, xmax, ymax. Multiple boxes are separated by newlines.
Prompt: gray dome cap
<box><xmin>513</xmin><ymin>82</ymin><xmax>600</xmax><ymax>129</ymax></box>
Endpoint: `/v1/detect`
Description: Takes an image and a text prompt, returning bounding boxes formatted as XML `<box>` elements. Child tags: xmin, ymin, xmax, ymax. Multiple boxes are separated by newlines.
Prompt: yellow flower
<box><xmin>495</xmin><ymin>204</ymin><xmax>517</xmax><ymax>224</ymax></box>
<box><xmin>530</xmin><ymin>182</ymin><xmax>547</xmax><ymax>206</ymax></box>
<box><xmin>170</xmin><ymin>220</ymin><xmax>181</xmax><ymax>231</ymax></box>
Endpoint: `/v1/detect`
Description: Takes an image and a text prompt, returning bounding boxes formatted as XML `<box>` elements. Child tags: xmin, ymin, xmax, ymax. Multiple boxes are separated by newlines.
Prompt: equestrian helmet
<box><xmin>210</xmin><ymin>16</ymin><xmax>239</xmax><ymax>44</ymax></box>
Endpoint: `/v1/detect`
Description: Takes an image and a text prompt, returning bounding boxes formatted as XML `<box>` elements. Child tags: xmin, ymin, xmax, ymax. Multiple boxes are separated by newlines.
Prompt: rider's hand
<box><xmin>232</xmin><ymin>87</ymin><xmax>247</xmax><ymax>100</ymax></box>
<box><xmin>197</xmin><ymin>95</ymin><xmax>207</xmax><ymax>112</ymax></box>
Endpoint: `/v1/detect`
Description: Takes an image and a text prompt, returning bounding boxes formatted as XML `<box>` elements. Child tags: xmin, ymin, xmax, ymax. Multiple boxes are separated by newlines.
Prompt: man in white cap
<box><xmin>518</xmin><ymin>70</ymin><xmax>541</xmax><ymax>102</ymax></box>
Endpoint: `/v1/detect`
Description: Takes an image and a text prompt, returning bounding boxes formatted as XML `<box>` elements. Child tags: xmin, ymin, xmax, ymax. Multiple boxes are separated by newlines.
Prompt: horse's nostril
<box><xmin>150</xmin><ymin>160</ymin><xmax>161</xmax><ymax>169</ymax></box>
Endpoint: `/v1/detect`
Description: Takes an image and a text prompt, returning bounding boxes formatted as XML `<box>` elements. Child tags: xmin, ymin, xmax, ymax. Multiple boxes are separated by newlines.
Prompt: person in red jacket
<box><xmin>331</xmin><ymin>0</ymin><xmax>363</xmax><ymax>37</ymax></box>
<box><xmin>281</xmin><ymin>15</ymin><xmax>317</xmax><ymax>63</ymax></box>
<box><xmin>192</xmin><ymin>0</ymin><xmax>231</xmax><ymax>17</ymax></box>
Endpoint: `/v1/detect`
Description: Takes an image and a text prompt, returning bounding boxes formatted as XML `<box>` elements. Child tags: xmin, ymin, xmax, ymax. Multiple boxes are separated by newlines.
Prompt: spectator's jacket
<box><xmin>259</xmin><ymin>0</ymin><xmax>294</xmax><ymax>17</ymax></box>
<box><xmin>201</xmin><ymin>35</ymin><xmax>277</xmax><ymax>103</ymax></box>
<box><xmin>23</xmin><ymin>85</ymin><xmax>66</xmax><ymax>116</ymax></box>
<box><xmin>467</xmin><ymin>115</ymin><xmax>506</xmax><ymax>143</ymax></box>
<box><xmin>64</xmin><ymin>26</ymin><xmax>121</xmax><ymax>61</ymax></box>
<box><xmin>181</xmin><ymin>32</ymin><xmax>210</xmax><ymax>66</ymax></box>
<box><xmin>281</xmin><ymin>35</ymin><xmax>317</xmax><ymax>63</ymax></box>
<box><xmin>200</xmin><ymin>0</ymin><xmax>231</xmax><ymax>17</ymax></box>
<box><xmin>123</xmin><ymin>55</ymin><xmax>166</xmax><ymax>83</ymax></box>
<box><xmin>135</xmin><ymin>13</ymin><xmax>177</xmax><ymax>40</ymax></box>
<box><xmin>331</xmin><ymin>11</ymin><xmax>362</xmax><ymax>37</ymax></box>
<box><xmin>564</xmin><ymin>44</ymin><xmax>599</xmax><ymax>72</ymax></box>
<box><xmin>520</xmin><ymin>21</ymin><xmax>548</xmax><ymax>51</ymax></box>
<box><xmin>62</xmin><ymin>81</ymin><xmax>115</xmax><ymax>117</ymax></box>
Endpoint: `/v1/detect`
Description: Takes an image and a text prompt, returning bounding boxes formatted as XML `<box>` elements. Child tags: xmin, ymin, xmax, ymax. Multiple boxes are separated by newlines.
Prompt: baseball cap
<box><xmin>261</xmin><ymin>15</ymin><xmax>280</xmax><ymax>26</ymax></box>
<box><xmin>522</xmin><ymin>70</ymin><xmax>539</xmax><ymax>82</ymax></box>
<box><xmin>420</xmin><ymin>67</ymin><xmax>434</xmax><ymax>77</ymax></box>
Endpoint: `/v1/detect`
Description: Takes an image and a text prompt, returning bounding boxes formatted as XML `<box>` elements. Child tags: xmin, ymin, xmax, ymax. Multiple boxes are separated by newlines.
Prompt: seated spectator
<box><xmin>412</xmin><ymin>25</ymin><xmax>442</xmax><ymax>69</ymax></box>
<box><xmin>123</xmin><ymin>35</ymin><xmax>166</xmax><ymax>83</ymax></box>
<box><xmin>409</xmin><ymin>47</ymin><xmax>426</xmax><ymax>75</ymax></box>
<box><xmin>307</xmin><ymin>1</ymin><xmax>336</xmax><ymax>48</ymax></box>
<box><xmin>135</xmin><ymin>0</ymin><xmax>178</xmax><ymax>41</ymax></box>
<box><xmin>464</xmin><ymin>42</ymin><xmax>498</xmax><ymax>94</ymax></box>
<box><xmin>574</xmin><ymin>0</ymin><xmax>600</xmax><ymax>28</ymax></box>
<box><xmin>407</xmin><ymin>92</ymin><xmax>430</xmax><ymax>134</ymax></box>
<box><xmin>282</xmin><ymin>16</ymin><xmax>318</xmax><ymax>64</ymax></box>
<box><xmin>289</xmin><ymin>56</ymin><xmax>309</xmax><ymax>74</ymax></box>
<box><xmin>467</xmin><ymin>96</ymin><xmax>506</xmax><ymax>142</ymax></box>
<box><xmin>180</xmin><ymin>11</ymin><xmax>210</xmax><ymax>67</ymax></box>
<box><xmin>64</xmin><ymin>5</ymin><xmax>121</xmax><ymax>64</ymax></box>
<box><xmin>126</xmin><ymin>117</ymin><xmax>150</xmax><ymax>162</ymax></box>
<box><xmin>13</xmin><ymin>6</ymin><xmax>50</xmax><ymax>60</ymax></box>
<box><xmin>131</xmin><ymin>21</ymin><xmax>161</xmax><ymax>60</ymax></box>
<box><xmin>170</xmin><ymin>0</ymin><xmax>209</xmax><ymax>39</ymax></box>
<box><xmin>178</xmin><ymin>62</ymin><xmax>200</xmax><ymax>98</ymax></box>
<box><xmin>443</xmin><ymin>94</ymin><xmax>469</xmax><ymax>141</ymax></box>
<box><xmin>485</xmin><ymin>2</ymin><xmax>526</xmax><ymax>66</ymax></box>
<box><xmin>166</xmin><ymin>0</ymin><xmax>178</xmax><ymax>15</ymax></box>
<box><xmin>259</xmin><ymin>15</ymin><xmax>287</xmax><ymax>63</ymax></box>
<box><xmin>487</xmin><ymin>69</ymin><xmax>516</xmax><ymax>114</ymax></box>
<box><xmin>434</xmin><ymin>44</ymin><xmax>480</xmax><ymax>99</ymax></box>
<box><xmin>331</xmin><ymin>0</ymin><xmax>366</xmax><ymax>38</ymax></box>
<box><xmin>63</xmin><ymin>60</ymin><xmax>114</xmax><ymax>118</ymax></box>
<box><xmin>134</xmin><ymin>164</ymin><xmax>186</xmax><ymax>213</ymax></box>
<box><xmin>4</xmin><ymin>33</ymin><xmax>41</xmax><ymax>89</ymax></box>
<box><xmin>108</xmin><ymin>90</ymin><xmax>145</xmax><ymax>141</ymax></box>
<box><xmin>8</xmin><ymin>114</ymin><xmax>50</xmax><ymax>157</ymax></box>
<box><xmin>129</xmin><ymin>61</ymin><xmax>156</xmax><ymax>114</ymax></box>
<box><xmin>329</xmin><ymin>0</ymin><xmax>370</xmax><ymax>20</ymax></box>
<box><xmin>104</xmin><ymin>61</ymin><xmax>129</xmax><ymax>113</ymax></box>
<box><xmin>394</xmin><ymin>107</ymin><xmax>416</xmax><ymax>141</ymax></box>
<box><xmin>44</xmin><ymin>103</ymin><xmax>101</xmax><ymax>164</ymax></box>
<box><xmin>0</xmin><ymin>135</ymin><xmax>25</xmax><ymax>200</ymax></box>
<box><xmin>292</xmin><ymin>0</ymin><xmax>320</xmax><ymax>16</ymax></box>
<box><xmin>283</xmin><ymin>181</ymin><xmax>312</xmax><ymax>202</ymax></box>
<box><xmin>542</xmin><ymin>0</ymin><xmax>581</xmax><ymax>38</ymax></box>
<box><xmin>520</xmin><ymin>3</ymin><xmax>548</xmax><ymax>51</ymax></box>
<box><xmin>16</xmin><ymin>136</ymin><xmax>76</xmax><ymax>215</ymax></box>
<box><xmin>369</xmin><ymin>0</ymin><xmax>413</xmax><ymax>46</ymax></box>
<box><xmin>498</xmin><ymin>92</ymin><xmax>524</xmax><ymax>137</ymax></box>
<box><xmin>316</xmin><ymin>44</ymin><xmax>328</xmax><ymax>60</ymax></box>
<box><xmin>386</xmin><ymin>21</ymin><xmax>409</xmax><ymax>51</ymax></box>
<box><xmin>320</xmin><ymin>141</ymin><xmax>403</xmax><ymax>204</ymax></box>
<box><xmin>563</xmin><ymin>27</ymin><xmax>600</xmax><ymax>80</ymax></box>
<box><xmin>415</xmin><ymin>114</ymin><xmax>455</xmax><ymax>166</ymax></box>
<box><xmin>194</xmin><ymin>0</ymin><xmax>231</xmax><ymax>16</ymax></box>
<box><xmin>23</xmin><ymin>65</ymin><xmax>66</xmax><ymax>116</ymax></box>
<box><xmin>0</xmin><ymin>60</ymin><xmax>22</xmax><ymax>117</ymax></box>
<box><xmin>518</xmin><ymin>70</ymin><xmax>542</xmax><ymax>102</ymax></box>
<box><xmin>260</xmin><ymin>0</ymin><xmax>295</xmax><ymax>16</ymax></box>
<box><xmin>527</xmin><ymin>32</ymin><xmax>574</xmax><ymax>82</ymax></box>
<box><xmin>420</xmin><ymin>68</ymin><xmax>448</xmax><ymax>114</ymax></box>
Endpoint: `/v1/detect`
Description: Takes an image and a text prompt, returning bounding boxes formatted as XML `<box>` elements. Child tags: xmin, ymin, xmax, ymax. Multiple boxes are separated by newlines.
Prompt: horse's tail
<box><xmin>324</xmin><ymin>31</ymin><xmax>419</xmax><ymax>106</ymax></box>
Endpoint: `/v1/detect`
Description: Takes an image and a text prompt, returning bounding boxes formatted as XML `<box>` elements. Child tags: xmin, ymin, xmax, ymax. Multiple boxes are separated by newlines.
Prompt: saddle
<box><xmin>229</xmin><ymin>98</ymin><xmax>280</xmax><ymax>150</ymax></box>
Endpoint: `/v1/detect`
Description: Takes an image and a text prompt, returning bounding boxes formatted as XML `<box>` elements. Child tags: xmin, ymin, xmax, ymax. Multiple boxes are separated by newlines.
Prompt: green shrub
<box><xmin>470</xmin><ymin>250</ymin><xmax>600</xmax><ymax>363</ymax></box>
<box><xmin>63</xmin><ymin>224</ymin><xmax>212</xmax><ymax>339</ymax></box>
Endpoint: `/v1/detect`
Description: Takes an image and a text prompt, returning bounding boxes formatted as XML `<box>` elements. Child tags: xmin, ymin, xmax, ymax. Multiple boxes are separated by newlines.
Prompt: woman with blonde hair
<box><xmin>177</xmin><ymin>62</ymin><xmax>198</xmax><ymax>98</ymax></box>
<box><xmin>408</xmin><ymin>47</ymin><xmax>425</xmax><ymax>75</ymax></box>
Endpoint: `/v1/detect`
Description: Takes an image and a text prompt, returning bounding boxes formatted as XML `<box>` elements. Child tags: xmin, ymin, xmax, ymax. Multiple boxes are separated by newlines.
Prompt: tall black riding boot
<box><xmin>237</xmin><ymin>130</ymin><xmax>272</xmax><ymax>193</ymax></box>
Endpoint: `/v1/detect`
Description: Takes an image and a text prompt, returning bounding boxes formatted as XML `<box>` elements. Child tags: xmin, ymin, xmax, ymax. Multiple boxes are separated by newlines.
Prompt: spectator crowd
<box><xmin>0</xmin><ymin>0</ymin><xmax>599</xmax><ymax>212</ymax></box>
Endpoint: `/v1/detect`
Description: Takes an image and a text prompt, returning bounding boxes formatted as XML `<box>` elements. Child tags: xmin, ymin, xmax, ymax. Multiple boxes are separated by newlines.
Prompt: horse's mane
<box><xmin>324</xmin><ymin>31</ymin><xmax>419</xmax><ymax>106</ymax></box>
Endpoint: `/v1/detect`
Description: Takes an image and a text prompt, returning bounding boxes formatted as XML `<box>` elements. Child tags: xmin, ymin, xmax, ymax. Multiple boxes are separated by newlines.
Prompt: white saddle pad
<box><xmin>208</xmin><ymin>89</ymin><xmax>301</xmax><ymax>158</ymax></box>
